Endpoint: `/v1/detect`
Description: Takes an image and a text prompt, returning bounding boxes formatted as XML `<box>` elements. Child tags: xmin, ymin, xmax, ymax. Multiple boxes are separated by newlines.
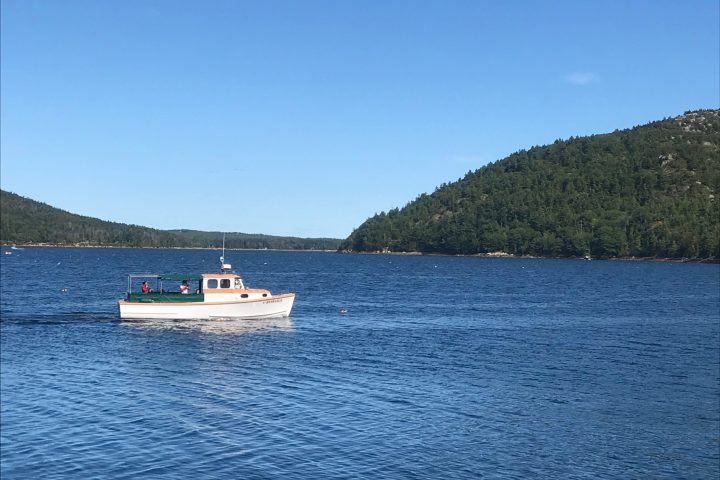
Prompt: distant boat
<box><xmin>117</xmin><ymin>254</ymin><xmax>295</xmax><ymax>320</ymax></box>
<box><xmin>10</xmin><ymin>246</ymin><xmax>23</xmax><ymax>251</ymax></box>
<box><xmin>4</xmin><ymin>251</ymin><xmax>12</xmax><ymax>255</ymax></box>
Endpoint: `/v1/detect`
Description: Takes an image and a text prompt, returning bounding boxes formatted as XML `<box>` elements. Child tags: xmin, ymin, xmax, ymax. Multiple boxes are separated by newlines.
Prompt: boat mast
<box><xmin>220</xmin><ymin>233</ymin><xmax>232</xmax><ymax>273</ymax></box>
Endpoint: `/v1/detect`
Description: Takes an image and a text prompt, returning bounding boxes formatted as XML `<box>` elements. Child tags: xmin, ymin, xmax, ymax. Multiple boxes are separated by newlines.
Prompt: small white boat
<box><xmin>118</xmin><ymin>255</ymin><xmax>295</xmax><ymax>320</ymax></box>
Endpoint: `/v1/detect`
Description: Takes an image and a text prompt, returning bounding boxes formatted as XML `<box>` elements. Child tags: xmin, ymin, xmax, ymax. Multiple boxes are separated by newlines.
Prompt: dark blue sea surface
<box><xmin>1</xmin><ymin>247</ymin><xmax>718</xmax><ymax>479</ymax></box>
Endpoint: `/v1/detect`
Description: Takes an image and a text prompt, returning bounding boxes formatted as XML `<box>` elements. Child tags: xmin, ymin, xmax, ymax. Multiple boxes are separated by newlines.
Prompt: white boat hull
<box><xmin>118</xmin><ymin>293</ymin><xmax>295</xmax><ymax>320</ymax></box>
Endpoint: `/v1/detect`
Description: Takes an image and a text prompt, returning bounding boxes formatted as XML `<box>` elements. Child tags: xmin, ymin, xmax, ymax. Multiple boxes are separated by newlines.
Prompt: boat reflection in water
<box><xmin>121</xmin><ymin>316</ymin><xmax>294</xmax><ymax>335</ymax></box>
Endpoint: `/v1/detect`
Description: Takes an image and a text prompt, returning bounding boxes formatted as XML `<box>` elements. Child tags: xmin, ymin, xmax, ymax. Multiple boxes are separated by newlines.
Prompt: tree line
<box><xmin>0</xmin><ymin>190</ymin><xmax>341</xmax><ymax>250</ymax></box>
<box><xmin>340</xmin><ymin>110</ymin><xmax>720</xmax><ymax>259</ymax></box>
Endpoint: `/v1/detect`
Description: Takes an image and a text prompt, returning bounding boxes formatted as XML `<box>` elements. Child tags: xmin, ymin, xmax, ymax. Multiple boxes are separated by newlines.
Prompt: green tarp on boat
<box><xmin>159</xmin><ymin>274</ymin><xmax>204</xmax><ymax>281</ymax></box>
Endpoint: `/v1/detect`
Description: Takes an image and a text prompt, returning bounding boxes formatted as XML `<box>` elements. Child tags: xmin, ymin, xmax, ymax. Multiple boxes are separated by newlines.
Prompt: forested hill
<box><xmin>340</xmin><ymin>109</ymin><xmax>720</xmax><ymax>259</ymax></box>
<box><xmin>0</xmin><ymin>190</ymin><xmax>341</xmax><ymax>250</ymax></box>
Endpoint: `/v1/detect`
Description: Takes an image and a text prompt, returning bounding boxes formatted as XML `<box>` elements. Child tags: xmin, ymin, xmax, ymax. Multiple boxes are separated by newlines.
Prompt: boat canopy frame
<box><xmin>159</xmin><ymin>274</ymin><xmax>204</xmax><ymax>281</ymax></box>
<box><xmin>126</xmin><ymin>274</ymin><xmax>203</xmax><ymax>294</ymax></box>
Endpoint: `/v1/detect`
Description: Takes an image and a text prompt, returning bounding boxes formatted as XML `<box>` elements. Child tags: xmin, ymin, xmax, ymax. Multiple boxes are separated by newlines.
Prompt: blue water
<box><xmin>1</xmin><ymin>248</ymin><xmax>718</xmax><ymax>479</ymax></box>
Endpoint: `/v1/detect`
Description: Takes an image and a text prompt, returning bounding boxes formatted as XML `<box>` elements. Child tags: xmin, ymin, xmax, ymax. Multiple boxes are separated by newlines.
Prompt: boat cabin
<box><xmin>203</xmin><ymin>273</ymin><xmax>245</xmax><ymax>291</ymax></box>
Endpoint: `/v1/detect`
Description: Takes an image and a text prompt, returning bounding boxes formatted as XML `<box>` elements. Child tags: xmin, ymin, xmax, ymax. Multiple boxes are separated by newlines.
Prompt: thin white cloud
<box><xmin>564</xmin><ymin>72</ymin><xmax>599</xmax><ymax>85</ymax></box>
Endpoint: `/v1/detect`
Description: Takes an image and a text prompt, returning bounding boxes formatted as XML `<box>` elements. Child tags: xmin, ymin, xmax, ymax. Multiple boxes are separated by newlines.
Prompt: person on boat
<box><xmin>180</xmin><ymin>280</ymin><xmax>189</xmax><ymax>294</ymax></box>
<box><xmin>141</xmin><ymin>281</ymin><xmax>151</xmax><ymax>294</ymax></box>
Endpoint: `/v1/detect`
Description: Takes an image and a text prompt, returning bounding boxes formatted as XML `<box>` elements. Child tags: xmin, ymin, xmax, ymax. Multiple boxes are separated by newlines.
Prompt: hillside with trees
<box><xmin>0</xmin><ymin>190</ymin><xmax>341</xmax><ymax>250</ymax></box>
<box><xmin>340</xmin><ymin>110</ymin><xmax>719</xmax><ymax>260</ymax></box>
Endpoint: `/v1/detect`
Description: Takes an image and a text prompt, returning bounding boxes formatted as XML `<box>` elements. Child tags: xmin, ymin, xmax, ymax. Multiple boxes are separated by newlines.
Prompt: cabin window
<box><xmin>241</xmin><ymin>293</ymin><xmax>249</xmax><ymax>298</ymax></box>
<box><xmin>262</xmin><ymin>293</ymin><xmax>268</xmax><ymax>297</ymax></box>
<box><xmin>207</xmin><ymin>279</ymin><xmax>218</xmax><ymax>288</ymax></box>
<box><xmin>220</xmin><ymin>279</ymin><xmax>231</xmax><ymax>288</ymax></box>
<box><xmin>234</xmin><ymin>279</ymin><xmax>242</xmax><ymax>288</ymax></box>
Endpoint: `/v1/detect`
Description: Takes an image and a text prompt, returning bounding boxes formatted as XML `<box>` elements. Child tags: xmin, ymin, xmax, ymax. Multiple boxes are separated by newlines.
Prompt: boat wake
<box><xmin>0</xmin><ymin>311</ymin><xmax>118</xmax><ymax>325</ymax></box>
<box><xmin>120</xmin><ymin>316</ymin><xmax>294</xmax><ymax>335</ymax></box>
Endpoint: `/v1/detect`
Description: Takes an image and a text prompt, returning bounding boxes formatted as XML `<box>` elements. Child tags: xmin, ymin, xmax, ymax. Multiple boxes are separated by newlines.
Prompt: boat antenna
<box><xmin>220</xmin><ymin>233</ymin><xmax>232</xmax><ymax>273</ymax></box>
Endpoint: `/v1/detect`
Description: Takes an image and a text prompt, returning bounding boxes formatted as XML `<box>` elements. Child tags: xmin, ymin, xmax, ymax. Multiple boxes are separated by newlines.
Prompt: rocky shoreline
<box><xmin>338</xmin><ymin>249</ymin><xmax>719</xmax><ymax>263</ymax></box>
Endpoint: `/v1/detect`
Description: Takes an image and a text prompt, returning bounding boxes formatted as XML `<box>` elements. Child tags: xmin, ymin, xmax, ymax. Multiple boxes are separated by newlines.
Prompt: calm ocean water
<box><xmin>1</xmin><ymin>247</ymin><xmax>718</xmax><ymax>479</ymax></box>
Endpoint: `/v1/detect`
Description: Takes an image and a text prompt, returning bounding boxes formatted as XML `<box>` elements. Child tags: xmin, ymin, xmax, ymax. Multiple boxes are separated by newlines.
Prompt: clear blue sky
<box><xmin>2</xmin><ymin>0</ymin><xmax>718</xmax><ymax>239</ymax></box>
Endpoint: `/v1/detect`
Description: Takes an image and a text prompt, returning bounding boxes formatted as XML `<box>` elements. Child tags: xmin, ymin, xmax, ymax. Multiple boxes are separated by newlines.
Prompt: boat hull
<box><xmin>118</xmin><ymin>293</ymin><xmax>295</xmax><ymax>320</ymax></box>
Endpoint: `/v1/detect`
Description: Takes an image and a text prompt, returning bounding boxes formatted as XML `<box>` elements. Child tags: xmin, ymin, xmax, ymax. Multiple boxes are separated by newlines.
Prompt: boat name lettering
<box><xmin>264</xmin><ymin>299</ymin><xmax>282</xmax><ymax>304</ymax></box>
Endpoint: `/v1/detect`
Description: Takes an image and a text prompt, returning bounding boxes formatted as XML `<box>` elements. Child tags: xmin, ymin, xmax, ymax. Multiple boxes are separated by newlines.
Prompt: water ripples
<box><xmin>2</xmin><ymin>249</ymin><xmax>719</xmax><ymax>478</ymax></box>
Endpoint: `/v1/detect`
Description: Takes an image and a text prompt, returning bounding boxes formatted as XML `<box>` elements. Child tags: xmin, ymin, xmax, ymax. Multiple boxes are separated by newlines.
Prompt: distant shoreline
<box><xmin>3</xmin><ymin>243</ymin><xmax>717</xmax><ymax>263</ymax></box>
<box><xmin>341</xmin><ymin>250</ymin><xmax>719</xmax><ymax>263</ymax></box>
<box><xmin>0</xmin><ymin>243</ymin><xmax>337</xmax><ymax>253</ymax></box>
